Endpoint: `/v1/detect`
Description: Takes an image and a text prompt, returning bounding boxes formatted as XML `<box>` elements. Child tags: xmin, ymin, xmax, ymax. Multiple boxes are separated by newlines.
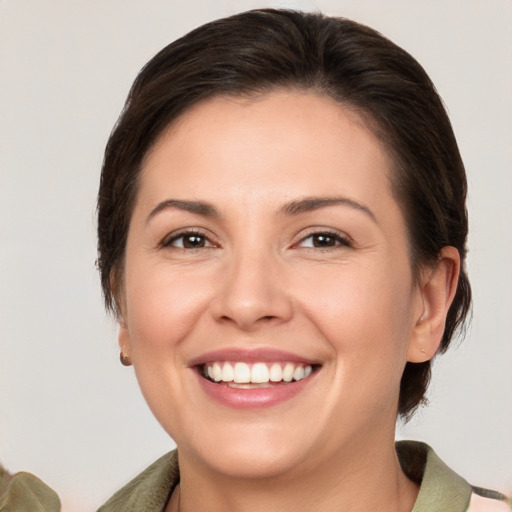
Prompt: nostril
<box><xmin>220</xmin><ymin>314</ymin><xmax>275</xmax><ymax>323</ymax></box>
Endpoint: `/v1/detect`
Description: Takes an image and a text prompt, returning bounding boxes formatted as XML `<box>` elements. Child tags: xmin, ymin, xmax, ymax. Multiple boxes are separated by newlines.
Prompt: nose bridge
<box><xmin>211</xmin><ymin>240</ymin><xmax>293</xmax><ymax>329</ymax></box>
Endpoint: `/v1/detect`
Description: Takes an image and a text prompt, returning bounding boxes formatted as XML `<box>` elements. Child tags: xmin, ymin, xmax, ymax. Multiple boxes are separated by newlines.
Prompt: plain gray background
<box><xmin>1</xmin><ymin>1</ymin><xmax>511</xmax><ymax>510</ymax></box>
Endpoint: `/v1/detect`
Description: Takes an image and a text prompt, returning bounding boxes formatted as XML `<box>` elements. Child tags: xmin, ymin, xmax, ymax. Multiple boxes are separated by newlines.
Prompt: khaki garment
<box><xmin>0</xmin><ymin>465</ymin><xmax>61</xmax><ymax>512</ymax></box>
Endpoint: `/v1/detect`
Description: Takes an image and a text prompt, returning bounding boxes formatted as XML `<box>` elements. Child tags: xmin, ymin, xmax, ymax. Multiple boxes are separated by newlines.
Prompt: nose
<box><xmin>209</xmin><ymin>249</ymin><xmax>294</xmax><ymax>331</ymax></box>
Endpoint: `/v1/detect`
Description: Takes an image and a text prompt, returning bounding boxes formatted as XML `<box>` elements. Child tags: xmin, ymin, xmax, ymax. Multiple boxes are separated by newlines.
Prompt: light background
<box><xmin>0</xmin><ymin>1</ymin><xmax>511</xmax><ymax>510</ymax></box>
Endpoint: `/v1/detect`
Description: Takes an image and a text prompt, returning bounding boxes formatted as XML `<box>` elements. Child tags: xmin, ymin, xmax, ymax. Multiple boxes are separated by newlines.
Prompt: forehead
<box><xmin>137</xmin><ymin>90</ymin><xmax>399</xmax><ymax>220</ymax></box>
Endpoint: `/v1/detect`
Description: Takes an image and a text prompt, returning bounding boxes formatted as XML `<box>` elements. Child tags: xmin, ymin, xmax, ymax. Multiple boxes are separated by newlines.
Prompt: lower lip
<box><xmin>196</xmin><ymin>371</ymin><xmax>317</xmax><ymax>409</ymax></box>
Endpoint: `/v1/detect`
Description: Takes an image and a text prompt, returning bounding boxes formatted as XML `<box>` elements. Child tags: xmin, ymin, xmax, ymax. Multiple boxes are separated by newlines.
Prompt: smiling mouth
<box><xmin>199</xmin><ymin>361</ymin><xmax>319</xmax><ymax>388</ymax></box>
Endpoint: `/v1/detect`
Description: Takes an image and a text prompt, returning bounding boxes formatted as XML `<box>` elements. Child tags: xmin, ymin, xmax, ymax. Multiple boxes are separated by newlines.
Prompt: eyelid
<box><xmin>159</xmin><ymin>227</ymin><xmax>352</xmax><ymax>250</ymax></box>
<box><xmin>294</xmin><ymin>228</ymin><xmax>353</xmax><ymax>249</ymax></box>
<box><xmin>160</xmin><ymin>228</ymin><xmax>218</xmax><ymax>249</ymax></box>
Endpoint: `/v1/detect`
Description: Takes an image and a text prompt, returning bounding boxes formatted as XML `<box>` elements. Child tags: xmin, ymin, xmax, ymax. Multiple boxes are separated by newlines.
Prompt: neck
<box><xmin>169</xmin><ymin>438</ymin><xmax>418</xmax><ymax>512</ymax></box>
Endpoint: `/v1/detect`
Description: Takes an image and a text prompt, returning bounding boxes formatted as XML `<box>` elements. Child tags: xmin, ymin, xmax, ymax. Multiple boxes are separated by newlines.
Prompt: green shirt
<box><xmin>97</xmin><ymin>441</ymin><xmax>509</xmax><ymax>512</ymax></box>
<box><xmin>0</xmin><ymin>465</ymin><xmax>61</xmax><ymax>512</ymax></box>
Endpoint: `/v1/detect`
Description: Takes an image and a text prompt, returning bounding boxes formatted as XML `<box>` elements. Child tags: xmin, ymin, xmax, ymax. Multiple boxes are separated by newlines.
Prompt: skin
<box><xmin>118</xmin><ymin>91</ymin><xmax>459</xmax><ymax>512</ymax></box>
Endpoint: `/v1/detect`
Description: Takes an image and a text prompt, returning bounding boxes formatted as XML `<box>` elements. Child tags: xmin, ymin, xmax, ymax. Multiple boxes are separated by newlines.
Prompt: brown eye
<box><xmin>164</xmin><ymin>232</ymin><xmax>213</xmax><ymax>249</ymax></box>
<box><xmin>298</xmin><ymin>232</ymin><xmax>351</xmax><ymax>249</ymax></box>
<box><xmin>311</xmin><ymin>234</ymin><xmax>337</xmax><ymax>247</ymax></box>
<box><xmin>182</xmin><ymin>234</ymin><xmax>206</xmax><ymax>248</ymax></box>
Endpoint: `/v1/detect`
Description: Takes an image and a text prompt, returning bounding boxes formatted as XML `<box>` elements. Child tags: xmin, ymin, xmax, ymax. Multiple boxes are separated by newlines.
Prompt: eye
<box><xmin>162</xmin><ymin>231</ymin><xmax>214</xmax><ymax>249</ymax></box>
<box><xmin>297</xmin><ymin>231</ymin><xmax>351</xmax><ymax>249</ymax></box>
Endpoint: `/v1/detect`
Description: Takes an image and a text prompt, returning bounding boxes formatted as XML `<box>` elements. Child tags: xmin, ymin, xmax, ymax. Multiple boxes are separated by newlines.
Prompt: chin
<box><xmin>196</xmin><ymin>444</ymin><xmax>306</xmax><ymax>480</ymax></box>
<box><xmin>174</xmin><ymin>419</ymin><xmax>317</xmax><ymax>480</ymax></box>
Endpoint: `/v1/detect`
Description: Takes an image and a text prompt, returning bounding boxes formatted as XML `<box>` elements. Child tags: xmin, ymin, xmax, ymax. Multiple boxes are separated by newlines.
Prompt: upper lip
<box><xmin>188</xmin><ymin>347</ymin><xmax>321</xmax><ymax>367</ymax></box>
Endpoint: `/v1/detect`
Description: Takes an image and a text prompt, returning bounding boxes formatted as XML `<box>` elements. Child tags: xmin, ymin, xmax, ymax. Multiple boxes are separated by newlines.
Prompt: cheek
<box><xmin>121</xmin><ymin>260</ymin><xmax>215</xmax><ymax>434</ymax></box>
<box><xmin>123</xmin><ymin>260</ymin><xmax>213</xmax><ymax>356</ymax></box>
<box><xmin>296</xmin><ymin>258</ymin><xmax>415</xmax><ymax>366</ymax></box>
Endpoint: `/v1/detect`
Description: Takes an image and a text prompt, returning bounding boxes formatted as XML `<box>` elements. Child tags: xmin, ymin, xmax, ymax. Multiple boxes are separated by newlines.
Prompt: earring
<box><xmin>120</xmin><ymin>351</ymin><xmax>132</xmax><ymax>366</ymax></box>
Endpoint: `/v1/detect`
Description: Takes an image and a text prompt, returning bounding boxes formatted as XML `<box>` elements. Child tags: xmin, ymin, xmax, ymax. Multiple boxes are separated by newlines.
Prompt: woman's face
<box><xmin>119</xmin><ymin>91</ymin><xmax>426</xmax><ymax>479</ymax></box>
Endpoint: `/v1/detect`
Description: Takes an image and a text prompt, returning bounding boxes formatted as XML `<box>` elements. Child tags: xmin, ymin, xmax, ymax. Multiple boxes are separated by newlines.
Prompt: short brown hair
<box><xmin>97</xmin><ymin>9</ymin><xmax>471</xmax><ymax>418</ymax></box>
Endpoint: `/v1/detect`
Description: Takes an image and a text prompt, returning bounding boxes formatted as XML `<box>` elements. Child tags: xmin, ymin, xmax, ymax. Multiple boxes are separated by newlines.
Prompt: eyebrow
<box><xmin>146</xmin><ymin>199</ymin><xmax>219</xmax><ymax>224</ymax></box>
<box><xmin>146</xmin><ymin>196</ymin><xmax>377</xmax><ymax>224</ymax></box>
<box><xmin>281</xmin><ymin>197</ymin><xmax>377</xmax><ymax>223</ymax></box>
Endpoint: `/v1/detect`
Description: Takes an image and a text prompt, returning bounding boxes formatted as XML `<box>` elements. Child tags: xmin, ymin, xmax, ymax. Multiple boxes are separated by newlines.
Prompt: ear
<box><xmin>407</xmin><ymin>246</ymin><xmax>461</xmax><ymax>363</ymax></box>
<box><xmin>110</xmin><ymin>271</ymin><xmax>132</xmax><ymax>362</ymax></box>
<box><xmin>118</xmin><ymin>320</ymin><xmax>133</xmax><ymax>364</ymax></box>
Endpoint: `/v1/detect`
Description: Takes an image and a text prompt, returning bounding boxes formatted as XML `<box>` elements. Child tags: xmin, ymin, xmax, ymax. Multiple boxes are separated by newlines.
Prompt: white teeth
<box><xmin>282</xmin><ymin>363</ymin><xmax>294</xmax><ymax>382</ymax></box>
<box><xmin>212</xmin><ymin>362</ymin><xmax>222</xmax><ymax>382</ymax></box>
<box><xmin>251</xmin><ymin>363</ymin><xmax>269</xmax><ymax>383</ymax></box>
<box><xmin>203</xmin><ymin>361</ymin><xmax>315</xmax><ymax>385</ymax></box>
<box><xmin>221</xmin><ymin>362</ymin><xmax>234</xmax><ymax>382</ymax></box>
<box><xmin>233</xmin><ymin>362</ymin><xmax>251</xmax><ymax>383</ymax></box>
<box><xmin>269</xmin><ymin>363</ymin><xmax>283</xmax><ymax>382</ymax></box>
<box><xmin>293</xmin><ymin>366</ymin><xmax>305</xmax><ymax>381</ymax></box>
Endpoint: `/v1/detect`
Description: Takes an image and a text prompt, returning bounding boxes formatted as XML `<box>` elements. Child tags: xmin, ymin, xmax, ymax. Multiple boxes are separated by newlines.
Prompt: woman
<box><xmin>96</xmin><ymin>9</ymin><xmax>509</xmax><ymax>512</ymax></box>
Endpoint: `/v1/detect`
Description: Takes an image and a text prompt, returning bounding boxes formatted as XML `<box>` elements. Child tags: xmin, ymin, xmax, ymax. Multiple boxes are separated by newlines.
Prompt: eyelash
<box><xmin>161</xmin><ymin>228</ymin><xmax>352</xmax><ymax>251</ymax></box>
<box><xmin>295</xmin><ymin>229</ymin><xmax>352</xmax><ymax>250</ymax></box>
<box><xmin>161</xmin><ymin>230</ymin><xmax>214</xmax><ymax>249</ymax></box>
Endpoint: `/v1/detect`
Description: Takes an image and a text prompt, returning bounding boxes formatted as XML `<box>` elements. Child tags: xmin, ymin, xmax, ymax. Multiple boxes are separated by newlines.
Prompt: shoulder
<box><xmin>396</xmin><ymin>441</ymin><xmax>510</xmax><ymax>512</ymax></box>
<box><xmin>0</xmin><ymin>464</ymin><xmax>61</xmax><ymax>511</ymax></box>
<box><xmin>97</xmin><ymin>450</ymin><xmax>179</xmax><ymax>512</ymax></box>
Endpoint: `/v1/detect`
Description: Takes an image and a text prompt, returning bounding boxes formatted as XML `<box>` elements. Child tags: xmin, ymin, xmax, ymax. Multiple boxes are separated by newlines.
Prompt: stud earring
<box><xmin>120</xmin><ymin>351</ymin><xmax>132</xmax><ymax>366</ymax></box>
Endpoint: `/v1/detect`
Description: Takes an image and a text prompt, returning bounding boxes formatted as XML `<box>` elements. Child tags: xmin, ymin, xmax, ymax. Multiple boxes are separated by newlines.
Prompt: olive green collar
<box><xmin>397</xmin><ymin>441</ymin><xmax>472</xmax><ymax>512</ymax></box>
<box><xmin>0</xmin><ymin>465</ymin><xmax>61</xmax><ymax>512</ymax></box>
